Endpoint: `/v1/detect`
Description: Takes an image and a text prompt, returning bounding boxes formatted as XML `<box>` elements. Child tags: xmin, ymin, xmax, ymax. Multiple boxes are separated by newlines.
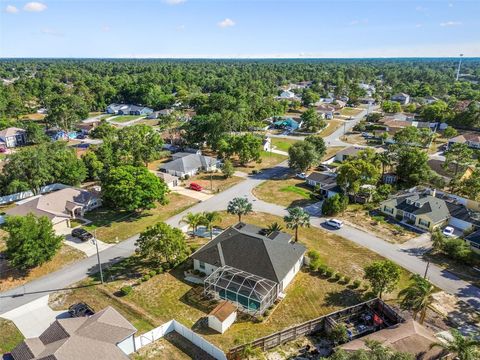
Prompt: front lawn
<box><xmin>319</xmin><ymin>120</ymin><xmax>344</xmax><ymax>138</ymax></box>
<box><xmin>271</xmin><ymin>137</ymin><xmax>299</xmax><ymax>152</ymax></box>
<box><xmin>234</xmin><ymin>151</ymin><xmax>287</xmax><ymax>174</ymax></box>
<box><xmin>323</xmin><ymin>146</ymin><xmax>345</xmax><ymax>161</ymax></box>
<box><xmin>109</xmin><ymin>115</ymin><xmax>144</xmax><ymax>123</ymax></box>
<box><xmin>340</xmin><ymin>107</ymin><xmax>363</xmax><ymax>117</ymax></box>
<box><xmin>253</xmin><ymin>177</ymin><xmax>316</xmax><ymax>208</ymax></box>
<box><xmin>184</xmin><ymin>174</ymin><xmax>244</xmax><ymax>193</ymax></box>
<box><xmin>0</xmin><ymin>318</ymin><xmax>23</xmax><ymax>353</ymax></box>
<box><xmin>83</xmin><ymin>193</ymin><xmax>198</xmax><ymax>243</ymax></box>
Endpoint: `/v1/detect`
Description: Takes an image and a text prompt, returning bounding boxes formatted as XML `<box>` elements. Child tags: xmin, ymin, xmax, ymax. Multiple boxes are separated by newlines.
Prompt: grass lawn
<box><xmin>253</xmin><ymin>177</ymin><xmax>316</xmax><ymax>208</ymax></box>
<box><xmin>83</xmin><ymin>193</ymin><xmax>198</xmax><ymax>243</ymax></box>
<box><xmin>0</xmin><ymin>318</ymin><xmax>24</xmax><ymax>353</ymax></box>
<box><xmin>184</xmin><ymin>174</ymin><xmax>244</xmax><ymax>193</ymax></box>
<box><xmin>340</xmin><ymin>108</ymin><xmax>363</xmax><ymax>117</ymax></box>
<box><xmin>132</xmin><ymin>337</ymin><xmax>191</xmax><ymax>360</ymax></box>
<box><xmin>319</xmin><ymin>120</ymin><xmax>344</xmax><ymax>138</ymax></box>
<box><xmin>323</xmin><ymin>146</ymin><xmax>345</xmax><ymax>161</ymax></box>
<box><xmin>234</xmin><ymin>151</ymin><xmax>287</xmax><ymax>174</ymax></box>
<box><xmin>0</xmin><ymin>243</ymin><xmax>85</xmax><ymax>292</ymax></box>
<box><xmin>109</xmin><ymin>115</ymin><xmax>144</xmax><ymax>123</ymax></box>
<box><xmin>271</xmin><ymin>137</ymin><xmax>299</xmax><ymax>152</ymax></box>
<box><xmin>147</xmin><ymin>157</ymin><xmax>171</xmax><ymax>171</ymax></box>
<box><xmin>69</xmin><ymin>219</ymin><xmax>85</xmax><ymax>228</ymax></box>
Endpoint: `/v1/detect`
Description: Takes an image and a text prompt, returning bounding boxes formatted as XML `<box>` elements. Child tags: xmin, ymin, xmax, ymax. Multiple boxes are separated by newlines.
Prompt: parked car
<box><xmin>76</xmin><ymin>133</ymin><xmax>86</xmax><ymax>139</ymax></box>
<box><xmin>325</xmin><ymin>219</ymin><xmax>344</xmax><ymax>229</ymax></box>
<box><xmin>296</xmin><ymin>172</ymin><xmax>307</xmax><ymax>179</ymax></box>
<box><xmin>71</xmin><ymin>228</ymin><xmax>94</xmax><ymax>242</ymax></box>
<box><xmin>189</xmin><ymin>183</ymin><xmax>203</xmax><ymax>191</ymax></box>
<box><xmin>442</xmin><ymin>226</ymin><xmax>455</xmax><ymax>237</ymax></box>
<box><xmin>68</xmin><ymin>302</ymin><xmax>95</xmax><ymax>318</ymax></box>
<box><xmin>317</xmin><ymin>164</ymin><xmax>331</xmax><ymax>172</ymax></box>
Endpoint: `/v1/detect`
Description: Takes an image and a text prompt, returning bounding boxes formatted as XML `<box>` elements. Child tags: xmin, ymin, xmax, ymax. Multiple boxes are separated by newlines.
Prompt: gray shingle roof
<box><xmin>159</xmin><ymin>153</ymin><xmax>217</xmax><ymax>174</ymax></box>
<box><xmin>191</xmin><ymin>223</ymin><xmax>305</xmax><ymax>284</ymax></box>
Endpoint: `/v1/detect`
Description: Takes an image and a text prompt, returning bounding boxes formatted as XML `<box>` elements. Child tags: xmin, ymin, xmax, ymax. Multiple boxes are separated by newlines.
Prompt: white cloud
<box><xmin>41</xmin><ymin>28</ymin><xmax>63</xmax><ymax>36</ymax></box>
<box><xmin>4</xmin><ymin>5</ymin><xmax>19</xmax><ymax>13</ymax></box>
<box><xmin>163</xmin><ymin>0</ymin><xmax>186</xmax><ymax>5</ymax></box>
<box><xmin>440</xmin><ymin>21</ymin><xmax>462</xmax><ymax>27</ymax></box>
<box><xmin>218</xmin><ymin>18</ymin><xmax>235</xmax><ymax>28</ymax></box>
<box><xmin>24</xmin><ymin>2</ymin><xmax>47</xmax><ymax>12</ymax></box>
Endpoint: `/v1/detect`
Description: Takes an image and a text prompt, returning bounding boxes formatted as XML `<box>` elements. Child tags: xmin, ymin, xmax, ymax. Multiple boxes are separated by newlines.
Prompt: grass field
<box><xmin>83</xmin><ymin>193</ymin><xmax>198</xmax><ymax>243</ymax></box>
<box><xmin>109</xmin><ymin>115</ymin><xmax>144</xmax><ymax>123</ymax></box>
<box><xmin>323</xmin><ymin>146</ymin><xmax>345</xmax><ymax>161</ymax></box>
<box><xmin>253</xmin><ymin>177</ymin><xmax>316</xmax><ymax>208</ymax></box>
<box><xmin>184</xmin><ymin>174</ymin><xmax>244</xmax><ymax>193</ymax></box>
<box><xmin>340</xmin><ymin>107</ymin><xmax>363</xmax><ymax>117</ymax></box>
<box><xmin>319</xmin><ymin>120</ymin><xmax>344</xmax><ymax>138</ymax></box>
<box><xmin>0</xmin><ymin>318</ymin><xmax>24</xmax><ymax>353</ymax></box>
<box><xmin>234</xmin><ymin>151</ymin><xmax>287</xmax><ymax>174</ymax></box>
<box><xmin>271</xmin><ymin>137</ymin><xmax>299</xmax><ymax>152</ymax></box>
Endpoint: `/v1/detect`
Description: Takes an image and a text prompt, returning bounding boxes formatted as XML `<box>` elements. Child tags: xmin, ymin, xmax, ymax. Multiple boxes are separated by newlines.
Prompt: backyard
<box><xmin>83</xmin><ymin>193</ymin><xmax>198</xmax><ymax>243</ymax></box>
<box><xmin>0</xmin><ymin>318</ymin><xmax>23</xmax><ymax>353</ymax></box>
<box><xmin>271</xmin><ymin>137</ymin><xmax>299</xmax><ymax>152</ymax></box>
<box><xmin>52</xmin><ymin>212</ymin><xmax>413</xmax><ymax>353</ymax></box>
<box><xmin>253</xmin><ymin>176</ymin><xmax>316</xmax><ymax>208</ymax></box>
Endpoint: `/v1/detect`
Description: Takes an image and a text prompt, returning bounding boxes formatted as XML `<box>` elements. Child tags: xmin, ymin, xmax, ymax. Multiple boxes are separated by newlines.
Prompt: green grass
<box><xmin>234</xmin><ymin>151</ymin><xmax>287</xmax><ymax>173</ymax></box>
<box><xmin>109</xmin><ymin>115</ymin><xmax>144</xmax><ymax>123</ymax></box>
<box><xmin>271</xmin><ymin>137</ymin><xmax>299</xmax><ymax>152</ymax></box>
<box><xmin>280</xmin><ymin>185</ymin><xmax>311</xmax><ymax>198</ymax></box>
<box><xmin>0</xmin><ymin>318</ymin><xmax>24</xmax><ymax>353</ymax></box>
<box><xmin>254</xmin><ymin>177</ymin><xmax>316</xmax><ymax>208</ymax></box>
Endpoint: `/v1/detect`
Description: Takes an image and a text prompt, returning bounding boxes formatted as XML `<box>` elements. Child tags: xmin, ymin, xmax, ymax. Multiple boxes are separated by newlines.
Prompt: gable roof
<box><xmin>208</xmin><ymin>301</ymin><xmax>237</xmax><ymax>322</ymax></box>
<box><xmin>11</xmin><ymin>307</ymin><xmax>136</xmax><ymax>360</ymax></box>
<box><xmin>335</xmin><ymin>146</ymin><xmax>367</xmax><ymax>158</ymax></box>
<box><xmin>159</xmin><ymin>153</ymin><xmax>217</xmax><ymax>174</ymax></box>
<box><xmin>306</xmin><ymin>172</ymin><xmax>340</xmax><ymax>191</ymax></box>
<box><xmin>0</xmin><ymin>127</ymin><xmax>26</xmax><ymax>138</ymax></box>
<box><xmin>449</xmin><ymin>133</ymin><xmax>480</xmax><ymax>144</ymax></box>
<box><xmin>191</xmin><ymin>223</ymin><xmax>305</xmax><ymax>284</ymax></box>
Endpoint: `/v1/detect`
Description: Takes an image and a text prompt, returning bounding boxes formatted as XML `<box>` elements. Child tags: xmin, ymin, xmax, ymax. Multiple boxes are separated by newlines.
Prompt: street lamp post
<box><xmin>93</xmin><ymin>229</ymin><xmax>104</xmax><ymax>284</ymax></box>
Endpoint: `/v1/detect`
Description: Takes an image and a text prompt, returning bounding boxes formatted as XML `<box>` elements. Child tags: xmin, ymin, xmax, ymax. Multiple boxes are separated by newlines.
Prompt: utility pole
<box><xmin>456</xmin><ymin>53</ymin><xmax>464</xmax><ymax>81</ymax></box>
<box><xmin>93</xmin><ymin>229</ymin><xmax>104</xmax><ymax>284</ymax></box>
<box><xmin>423</xmin><ymin>259</ymin><xmax>430</xmax><ymax>279</ymax></box>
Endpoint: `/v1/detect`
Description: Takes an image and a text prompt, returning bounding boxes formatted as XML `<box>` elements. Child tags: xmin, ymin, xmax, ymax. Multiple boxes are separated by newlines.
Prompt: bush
<box><xmin>443</xmin><ymin>238</ymin><xmax>473</xmax><ymax>263</ymax></box>
<box><xmin>149</xmin><ymin>270</ymin><xmax>157</xmax><ymax>277</ymax></box>
<box><xmin>329</xmin><ymin>324</ymin><xmax>349</xmax><ymax>344</ymax></box>
<box><xmin>318</xmin><ymin>264</ymin><xmax>328</xmax><ymax>275</ymax></box>
<box><xmin>307</xmin><ymin>249</ymin><xmax>321</xmax><ymax>262</ymax></box>
<box><xmin>157</xmin><ymin>267</ymin><xmax>164</xmax><ymax>274</ymax></box>
<box><xmin>120</xmin><ymin>285</ymin><xmax>133</xmax><ymax>296</ymax></box>
<box><xmin>163</xmin><ymin>262</ymin><xmax>172</xmax><ymax>270</ymax></box>
<box><xmin>322</xmin><ymin>194</ymin><xmax>349</xmax><ymax>216</ymax></box>
<box><xmin>142</xmin><ymin>274</ymin><xmax>151</xmax><ymax>282</ymax></box>
<box><xmin>309</xmin><ymin>258</ymin><xmax>323</xmax><ymax>272</ymax></box>
<box><xmin>251</xmin><ymin>169</ymin><xmax>259</xmax><ymax>175</ymax></box>
<box><xmin>184</xmin><ymin>174</ymin><xmax>190</xmax><ymax>180</ymax></box>
<box><xmin>333</xmin><ymin>272</ymin><xmax>342</xmax><ymax>281</ymax></box>
<box><xmin>324</xmin><ymin>268</ymin><xmax>334</xmax><ymax>278</ymax></box>
<box><xmin>343</xmin><ymin>276</ymin><xmax>351</xmax><ymax>284</ymax></box>
<box><xmin>264</xmin><ymin>309</ymin><xmax>271</xmax><ymax>317</ymax></box>
<box><xmin>352</xmin><ymin>279</ymin><xmax>361</xmax><ymax>288</ymax></box>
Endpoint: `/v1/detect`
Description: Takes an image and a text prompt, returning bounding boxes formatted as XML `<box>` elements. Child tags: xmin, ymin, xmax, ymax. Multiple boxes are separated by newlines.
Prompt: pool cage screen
<box><xmin>204</xmin><ymin>266</ymin><xmax>278</xmax><ymax>316</ymax></box>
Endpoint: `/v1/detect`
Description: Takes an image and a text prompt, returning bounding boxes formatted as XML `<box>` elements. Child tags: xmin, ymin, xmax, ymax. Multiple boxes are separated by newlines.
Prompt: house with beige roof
<box><xmin>0</xmin><ymin>127</ymin><xmax>27</xmax><ymax>148</ymax></box>
<box><xmin>447</xmin><ymin>132</ymin><xmax>480</xmax><ymax>150</ymax></box>
<box><xmin>11</xmin><ymin>306</ymin><xmax>137</xmax><ymax>360</ymax></box>
<box><xmin>5</xmin><ymin>187</ymin><xmax>101</xmax><ymax>233</ymax></box>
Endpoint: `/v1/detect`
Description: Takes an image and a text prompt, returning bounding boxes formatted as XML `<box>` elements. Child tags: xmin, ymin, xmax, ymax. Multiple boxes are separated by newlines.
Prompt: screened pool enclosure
<box><xmin>204</xmin><ymin>266</ymin><xmax>278</xmax><ymax>316</ymax></box>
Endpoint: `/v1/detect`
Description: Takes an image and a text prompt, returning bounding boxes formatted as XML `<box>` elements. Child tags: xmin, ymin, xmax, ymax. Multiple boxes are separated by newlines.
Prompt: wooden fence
<box><xmin>227</xmin><ymin>298</ymin><xmax>402</xmax><ymax>359</ymax></box>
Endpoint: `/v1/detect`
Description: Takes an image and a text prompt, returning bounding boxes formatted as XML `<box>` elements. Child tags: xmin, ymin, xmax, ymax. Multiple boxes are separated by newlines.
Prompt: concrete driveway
<box><xmin>64</xmin><ymin>236</ymin><xmax>113</xmax><ymax>257</ymax></box>
<box><xmin>171</xmin><ymin>186</ymin><xmax>213</xmax><ymax>201</ymax></box>
<box><xmin>1</xmin><ymin>295</ymin><xmax>69</xmax><ymax>338</ymax></box>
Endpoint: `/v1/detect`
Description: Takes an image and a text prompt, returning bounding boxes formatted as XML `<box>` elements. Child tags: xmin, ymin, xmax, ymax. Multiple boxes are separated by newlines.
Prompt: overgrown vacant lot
<box><xmin>234</xmin><ymin>151</ymin><xmax>287</xmax><ymax>174</ymax></box>
<box><xmin>54</xmin><ymin>212</ymin><xmax>411</xmax><ymax>352</ymax></box>
<box><xmin>0</xmin><ymin>318</ymin><xmax>24</xmax><ymax>353</ymax></box>
<box><xmin>84</xmin><ymin>193</ymin><xmax>198</xmax><ymax>243</ymax></box>
<box><xmin>253</xmin><ymin>176</ymin><xmax>316</xmax><ymax>208</ymax></box>
<box><xmin>184</xmin><ymin>174</ymin><xmax>244</xmax><ymax>193</ymax></box>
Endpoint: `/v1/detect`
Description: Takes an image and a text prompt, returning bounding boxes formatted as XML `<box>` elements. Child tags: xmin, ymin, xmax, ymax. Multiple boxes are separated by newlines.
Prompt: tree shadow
<box><xmin>323</xmin><ymin>288</ymin><xmax>363</xmax><ymax>308</ymax></box>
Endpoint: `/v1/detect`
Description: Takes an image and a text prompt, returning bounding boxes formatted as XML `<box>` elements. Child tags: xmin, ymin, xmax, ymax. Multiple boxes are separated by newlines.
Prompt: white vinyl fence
<box><xmin>0</xmin><ymin>183</ymin><xmax>68</xmax><ymax>205</ymax></box>
<box><xmin>132</xmin><ymin>319</ymin><xmax>227</xmax><ymax>360</ymax></box>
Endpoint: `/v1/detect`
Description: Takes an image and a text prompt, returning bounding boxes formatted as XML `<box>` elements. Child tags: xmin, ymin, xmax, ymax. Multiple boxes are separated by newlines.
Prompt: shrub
<box><xmin>309</xmin><ymin>258</ymin><xmax>323</xmax><ymax>272</ymax></box>
<box><xmin>149</xmin><ymin>270</ymin><xmax>157</xmax><ymax>277</ymax></box>
<box><xmin>142</xmin><ymin>274</ymin><xmax>151</xmax><ymax>282</ymax></box>
<box><xmin>307</xmin><ymin>249</ymin><xmax>321</xmax><ymax>261</ymax></box>
<box><xmin>443</xmin><ymin>238</ymin><xmax>473</xmax><ymax>263</ymax></box>
<box><xmin>333</xmin><ymin>272</ymin><xmax>342</xmax><ymax>281</ymax></box>
<box><xmin>251</xmin><ymin>169</ymin><xmax>259</xmax><ymax>175</ymax></box>
<box><xmin>318</xmin><ymin>264</ymin><xmax>328</xmax><ymax>275</ymax></box>
<box><xmin>163</xmin><ymin>262</ymin><xmax>172</xmax><ymax>270</ymax></box>
<box><xmin>264</xmin><ymin>309</ymin><xmax>271</xmax><ymax>317</ymax></box>
<box><xmin>120</xmin><ymin>285</ymin><xmax>133</xmax><ymax>296</ymax></box>
<box><xmin>343</xmin><ymin>276</ymin><xmax>351</xmax><ymax>284</ymax></box>
<box><xmin>329</xmin><ymin>324</ymin><xmax>349</xmax><ymax>344</ymax></box>
<box><xmin>324</xmin><ymin>268</ymin><xmax>334</xmax><ymax>278</ymax></box>
<box><xmin>193</xmin><ymin>269</ymin><xmax>200</xmax><ymax>275</ymax></box>
<box><xmin>184</xmin><ymin>174</ymin><xmax>190</xmax><ymax>180</ymax></box>
<box><xmin>157</xmin><ymin>267</ymin><xmax>164</xmax><ymax>274</ymax></box>
<box><xmin>352</xmin><ymin>279</ymin><xmax>361</xmax><ymax>288</ymax></box>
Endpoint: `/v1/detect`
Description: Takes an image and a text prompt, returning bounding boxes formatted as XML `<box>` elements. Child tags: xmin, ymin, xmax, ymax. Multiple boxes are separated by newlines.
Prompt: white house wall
<box><xmin>193</xmin><ymin>259</ymin><xmax>218</xmax><ymax>276</ymax></box>
<box><xmin>117</xmin><ymin>335</ymin><xmax>136</xmax><ymax>355</ymax></box>
<box><xmin>280</xmin><ymin>255</ymin><xmax>304</xmax><ymax>292</ymax></box>
<box><xmin>208</xmin><ymin>312</ymin><xmax>237</xmax><ymax>334</ymax></box>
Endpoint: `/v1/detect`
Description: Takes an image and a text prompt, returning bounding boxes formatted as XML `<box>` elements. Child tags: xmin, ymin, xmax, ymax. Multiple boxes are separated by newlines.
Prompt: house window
<box><xmin>469</xmin><ymin>241</ymin><xmax>480</xmax><ymax>249</ymax></box>
<box><xmin>199</xmin><ymin>261</ymin><xmax>205</xmax><ymax>270</ymax></box>
<box><xmin>383</xmin><ymin>206</ymin><xmax>394</xmax><ymax>215</ymax></box>
<box><xmin>418</xmin><ymin>219</ymin><xmax>430</xmax><ymax>228</ymax></box>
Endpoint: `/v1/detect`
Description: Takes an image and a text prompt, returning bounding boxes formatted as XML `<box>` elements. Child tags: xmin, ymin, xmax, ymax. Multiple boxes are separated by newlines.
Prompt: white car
<box><xmin>325</xmin><ymin>219</ymin><xmax>344</xmax><ymax>229</ymax></box>
<box><xmin>296</xmin><ymin>172</ymin><xmax>307</xmax><ymax>179</ymax></box>
<box><xmin>442</xmin><ymin>226</ymin><xmax>455</xmax><ymax>237</ymax></box>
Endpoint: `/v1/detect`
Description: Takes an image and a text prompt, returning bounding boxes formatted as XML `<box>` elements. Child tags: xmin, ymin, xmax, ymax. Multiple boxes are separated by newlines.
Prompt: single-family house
<box><xmin>359</xmin><ymin>97</ymin><xmax>376</xmax><ymax>105</ymax></box>
<box><xmin>380</xmin><ymin>188</ymin><xmax>480</xmax><ymax>232</ymax></box>
<box><xmin>193</xmin><ymin>222</ymin><xmax>306</xmax><ymax>315</ymax></box>
<box><xmin>106</xmin><ymin>104</ymin><xmax>153</xmax><ymax>116</ymax></box>
<box><xmin>153</xmin><ymin>171</ymin><xmax>179</xmax><ymax>188</ymax></box>
<box><xmin>159</xmin><ymin>152</ymin><xmax>218</xmax><ymax>179</ymax></box>
<box><xmin>0</xmin><ymin>127</ymin><xmax>27</xmax><ymax>148</ymax></box>
<box><xmin>447</xmin><ymin>133</ymin><xmax>480</xmax><ymax>150</ymax></box>
<box><xmin>11</xmin><ymin>306</ymin><xmax>137</xmax><ymax>360</ymax></box>
<box><xmin>391</xmin><ymin>93</ymin><xmax>410</xmax><ymax>105</ymax></box>
<box><xmin>465</xmin><ymin>229</ymin><xmax>480</xmax><ymax>253</ymax></box>
<box><xmin>147</xmin><ymin>108</ymin><xmax>174</xmax><ymax>119</ymax></box>
<box><xmin>423</xmin><ymin>96</ymin><xmax>439</xmax><ymax>105</ymax></box>
<box><xmin>278</xmin><ymin>90</ymin><xmax>296</xmax><ymax>99</ymax></box>
<box><xmin>316</xmin><ymin>105</ymin><xmax>335</xmax><ymax>120</ymax></box>
<box><xmin>273</xmin><ymin>118</ymin><xmax>300</xmax><ymax>131</ymax></box>
<box><xmin>306</xmin><ymin>172</ymin><xmax>341</xmax><ymax>198</ymax></box>
<box><xmin>207</xmin><ymin>300</ymin><xmax>237</xmax><ymax>334</ymax></box>
<box><xmin>5</xmin><ymin>187</ymin><xmax>101</xmax><ymax>234</ymax></box>
<box><xmin>334</xmin><ymin>146</ymin><xmax>367</xmax><ymax>163</ymax></box>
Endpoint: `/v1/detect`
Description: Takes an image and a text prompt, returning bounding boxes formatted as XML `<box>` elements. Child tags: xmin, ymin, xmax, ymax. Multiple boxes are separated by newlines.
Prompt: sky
<box><xmin>0</xmin><ymin>0</ymin><xmax>479</xmax><ymax>58</ymax></box>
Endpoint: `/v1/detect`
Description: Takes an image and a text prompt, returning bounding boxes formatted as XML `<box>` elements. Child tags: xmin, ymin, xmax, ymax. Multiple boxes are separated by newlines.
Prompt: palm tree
<box><xmin>200</xmin><ymin>211</ymin><xmax>222</xmax><ymax>240</ymax></box>
<box><xmin>430</xmin><ymin>329</ymin><xmax>480</xmax><ymax>360</ymax></box>
<box><xmin>227</xmin><ymin>197</ymin><xmax>253</xmax><ymax>223</ymax></box>
<box><xmin>180</xmin><ymin>212</ymin><xmax>203</xmax><ymax>235</ymax></box>
<box><xmin>284</xmin><ymin>207</ymin><xmax>310</xmax><ymax>242</ymax></box>
<box><xmin>398</xmin><ymin>274</ymin><xmax>435</xmax><ymax>324</ymax></box>
<box><xmin>265</xmin><ymin>222</ymin><xmax>283</xmax><ymax>236</ymax></box>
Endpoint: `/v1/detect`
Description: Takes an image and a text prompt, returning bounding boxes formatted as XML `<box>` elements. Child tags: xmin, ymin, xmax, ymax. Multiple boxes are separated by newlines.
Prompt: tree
<box><xmin>82</xmin><ymin>151</ymin><xmax>104</xmax><ymax>181</ymax></box>
<box><xmin>45</xmin><ymin>93</ymin><xmax>88</xmax><ymax>132</ymax></box>
<box><xmin>265</xmin><ymin>222</ymin><xmax>283</xmax><ymax>235</ymax></box>
<box><xmin>288</xmin><ymin>141</ymin><xmax>319</xmax><ymax>172</ymax></box>
<box><xmin>443</xmin><ymin>143</ymin><xmax>474</xmax><ymax>177</ymax></box>
<box><xmin>115</xmin><ymin>124</ymin><xmax>164</xmax><ymax>166</ymax></box>
<box><xmin>102</xmin><ymin>165</ymin><xmax>169</xmax><ymax>212</ymax></box>
<box><xmin>382</xmin><ymin>100</ymin><xmax>402</xmax><ymax>113</ymax></box>
<box><xmin>301</xmin><ymin>108</ymin><xmax>325</xmax><ymax>133</ymax></box>
<box><xmin>284</xmin><ymin>207</ymin><xmax>310</xmax><ymax>242</ymax></box>
<box><xmin>200</xmin><ymin>211</ymin><xmax>222</xmax><ymax>240</ymax></box>
<box><xmin>420</xmin><ymin>100</ymin><xmax>450</xmax><ymax>122</ymax></box>
<box><xmin>329</xmin><ymin>340</ymin><xmax>414</xmax><ymax>360</ymax></box>
<box><xmin>227</xmin><ymin>197</ymin><xmax>253</xmax><ymax>223</ymax></box>
<box><xmin>337</xmin><ymin>157</ymin><xmax>380</xmax><ymax>196</ymax></box>
<box><xmin>457</xmin><ymin>168</ymin><xmax>480</xmax><ymax>200</ymax></box>
<box><xmin>396</xmin><ymin>148</ymin><xmax>432</xmax><ymax>187</ymax></box>
<box><xmin>393</xmin><ymin>127</ymin><xmax>421</xmax><ymax>146</ymax></box>
<box><xmin>5</xmin><ymin>213</ymin><xmax>63</xmax><ymax>271</ymax></box>
<box><xmin>322</xmin><ymin>194</ymin><xmax>348</xmax><ymax>216</ymax></box>
<box><xmin>222</xmin><ymin>159</ymin><xmax>235</xmax><ymax>178</ymax></box>
<box><xmin>443</xmin><ymin>126</ymin><xmax>458</xmax><ymax>139</ymax></box>
<box><xmin>305</xmin><ymin>135</ymin><xmax>326</xmax><ymax>159</ymax></box>
<box><xmin>302</xmin><ymin>89</ymin><xmax>320</xmax><ymax>106</ymax></box>
<box><xmin>430</xmin><ymin>329</ymin><xmax>480</xmax><ymax>360</ymax></box>
<box><xmin>90</xmin><ymin>121</ymin><xmax>117</xmax><ymax>140</ymax></box>
<box><xmin>135</xmin><ymin>222</ymin><xmax>188</xmax><ymax>266</ymax></box>
<box><xmin>230</xmin><ymin>134</ymin><xmax>262</xmax><ymax>165</ymax></box>
<box><xmin>180</xmin><ymin>212</ymin><xmax>203</xmax><ymax>234</ymax></box>
<box><xmin>398</xmin><ymin>274</ymin><xmax>435</xmax><ymax>324</ymax></box>
<box><xmin>21</xmin><ymin>121</ymin><xmax>49</xmax><ymax>144</ymax></box>
<box><xmin>363</xmin><ymin>260</ymin><xmax>401</xmax><ymax>299</ymax></box>
<box><xmin>431</xmin><ymin>228</ymin><xmax>446</xmax><ymax>252</ymax></box>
